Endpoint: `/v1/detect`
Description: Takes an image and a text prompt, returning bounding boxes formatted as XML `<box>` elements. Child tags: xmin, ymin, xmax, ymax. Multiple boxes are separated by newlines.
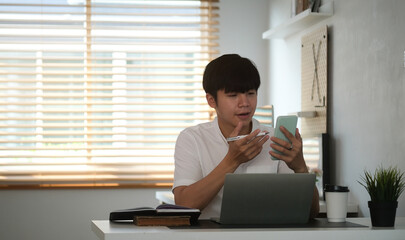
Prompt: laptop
<box><xmin>213</xmin><ymin>173</ymin><xmax>316</xmax><ymax>225</ymax></box>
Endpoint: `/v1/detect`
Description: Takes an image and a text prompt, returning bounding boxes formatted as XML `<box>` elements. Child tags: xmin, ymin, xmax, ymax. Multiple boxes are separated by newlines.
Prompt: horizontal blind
<box><xmin>302</xmin><ymin>137</ymin><xmax>321</xmax><ymax>170</ymax></box>
<box><xmin>0</xmin><ymin>0</ymin><xmax>219</xmax><ymax>188</ymax></box>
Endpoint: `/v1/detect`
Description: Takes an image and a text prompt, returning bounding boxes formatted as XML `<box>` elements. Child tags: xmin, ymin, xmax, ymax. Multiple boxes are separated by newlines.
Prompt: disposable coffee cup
<box><xmin>324</xmin><ymin>185</ymin><xmax>349</xmax><ymax>222</ymax></box>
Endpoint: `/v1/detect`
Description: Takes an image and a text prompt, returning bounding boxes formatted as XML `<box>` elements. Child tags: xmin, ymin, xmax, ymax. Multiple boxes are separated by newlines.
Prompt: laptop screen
<box><xmin>218</xmin><ymin>173</ymin><xmax>315</xmax><ymax>225</ymax></box>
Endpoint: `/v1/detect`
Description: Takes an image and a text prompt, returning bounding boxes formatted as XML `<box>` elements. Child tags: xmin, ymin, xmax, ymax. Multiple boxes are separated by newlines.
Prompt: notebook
<box><xmin>213</xmin><ymin>173</ymin><xmax>316</xmax><ymax>225</ymax></box>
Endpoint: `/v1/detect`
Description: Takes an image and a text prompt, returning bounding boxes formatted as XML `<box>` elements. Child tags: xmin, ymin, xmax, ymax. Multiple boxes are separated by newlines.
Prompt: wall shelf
<box><xmin>262</xmin><ymin>1</ymin><xmax>334</xmax><ymax>39</ymax></box>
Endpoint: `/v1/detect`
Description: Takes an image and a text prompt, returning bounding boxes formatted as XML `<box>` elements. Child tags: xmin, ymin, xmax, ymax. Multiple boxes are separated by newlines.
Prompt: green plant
<box><xmin>358</xmin><ymin>166</ymin><xmax>405</xmax><ymax>202</ymax></box>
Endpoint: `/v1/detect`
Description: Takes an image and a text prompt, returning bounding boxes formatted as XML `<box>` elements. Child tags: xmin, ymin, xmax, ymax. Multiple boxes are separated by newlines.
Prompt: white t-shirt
<box><xmin>172</xmin><ymin>117</ymin><xmax>293</xmax><ymax>219</ymax></box>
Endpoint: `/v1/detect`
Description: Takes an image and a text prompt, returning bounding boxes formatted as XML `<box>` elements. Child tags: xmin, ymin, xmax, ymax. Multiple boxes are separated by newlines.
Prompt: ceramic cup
<box><xmin>324</xmin><ymin>185</ymin><xmax>349</xmax><ymax>222</ymax></box>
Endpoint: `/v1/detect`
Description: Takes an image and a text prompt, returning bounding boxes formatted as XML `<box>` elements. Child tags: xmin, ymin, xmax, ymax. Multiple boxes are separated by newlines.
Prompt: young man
<box><xmin>172</xmin><ymin>54</ymin><xmax>319</xmax><ymax>219</ymax></box>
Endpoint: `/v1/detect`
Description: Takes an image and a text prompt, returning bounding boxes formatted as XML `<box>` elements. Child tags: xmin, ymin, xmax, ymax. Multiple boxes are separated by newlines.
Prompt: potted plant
<box><xmin>358</xmin><ymin>166</ymin><xmax>405</xmax><ymax>227</ymax></box>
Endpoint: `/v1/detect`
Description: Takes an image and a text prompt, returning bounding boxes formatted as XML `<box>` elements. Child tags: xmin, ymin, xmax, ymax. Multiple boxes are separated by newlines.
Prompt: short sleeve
<box><xmin>172</xmin><ymin>130</ymin><xmax>204</xmax><ymax>190</ymax></box>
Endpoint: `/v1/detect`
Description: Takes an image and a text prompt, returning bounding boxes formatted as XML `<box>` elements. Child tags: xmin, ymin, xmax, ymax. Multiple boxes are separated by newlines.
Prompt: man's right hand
<box><xmin>226</xmin><ymin>122</ymin><xmax>269</xmax><ymax>166</ymax></box>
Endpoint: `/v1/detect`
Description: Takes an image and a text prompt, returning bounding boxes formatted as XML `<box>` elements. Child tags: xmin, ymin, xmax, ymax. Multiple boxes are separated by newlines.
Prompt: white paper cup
<box><xmin>324</xmin><ymin>185</ymin><xmax>349</xmax><ymax>223</ymax></box>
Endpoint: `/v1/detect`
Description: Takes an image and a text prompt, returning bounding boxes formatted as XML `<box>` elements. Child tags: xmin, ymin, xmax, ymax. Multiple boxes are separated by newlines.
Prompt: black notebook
<box><xmin>109</xmin><ymin>204</ymin><xmax>201</xmax><ymax>225</ymax></box>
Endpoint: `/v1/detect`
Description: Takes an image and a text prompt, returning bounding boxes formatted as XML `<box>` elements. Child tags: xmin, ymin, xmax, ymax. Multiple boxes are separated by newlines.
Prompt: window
<box><xmin>302</xmin><ymin>135</ymin><xmax>324</xmax><ymax>196</ymax></box>
<box><xmin>0</xmin><ymin>0</ymin><xmax>219</xmax><ymax>188</ymax></box>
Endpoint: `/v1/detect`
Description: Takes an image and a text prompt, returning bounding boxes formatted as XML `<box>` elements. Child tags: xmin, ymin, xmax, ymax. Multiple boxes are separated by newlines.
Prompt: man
<box><xmin>172</xmin><ymin>54</ymin><xmax>319</xmax><ymax>219</ymax></box>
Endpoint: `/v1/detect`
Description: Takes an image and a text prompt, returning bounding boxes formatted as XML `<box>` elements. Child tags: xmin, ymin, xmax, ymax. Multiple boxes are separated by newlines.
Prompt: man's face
<box><xmin>207</xmin><ymin>89</ymin><xmax>257</xmax><ymax>137</ymax></box>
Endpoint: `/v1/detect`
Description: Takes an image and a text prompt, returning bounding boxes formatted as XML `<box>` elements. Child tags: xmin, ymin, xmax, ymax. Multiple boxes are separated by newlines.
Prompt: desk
<box><xmin>92</xmin><ymin>217</ymin><xmax>405</xmax><ymax>240</ymax></box>
<box><xmin>155</xmin><ymin>191</ymin><xmax>359</xmax><ymax>217</ymax></box>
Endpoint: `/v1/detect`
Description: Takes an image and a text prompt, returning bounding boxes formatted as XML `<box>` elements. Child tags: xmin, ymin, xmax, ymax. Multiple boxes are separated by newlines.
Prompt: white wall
<box><xmin>0</xmin><ymin>188</ymin><xmax>163</xmax><ymax>240</ymax></box>
<box><xmin>219</xmin><ymin>0</ymin><xmax>270</xmax><ymax>106</ymax></box>
<box><xmin>0</xmin><ymin>1</ymin><xmax>270</xmax><ymax>240</ymax></box>
<box><xmin>268</xmin><ymin>0</ymin><xmax>302</xmax><ymax>117</ymax></box>
<box><xmin>267</xmin><ymin>0</ymin><xmax>405</xmax><ymax>217</ymax></box>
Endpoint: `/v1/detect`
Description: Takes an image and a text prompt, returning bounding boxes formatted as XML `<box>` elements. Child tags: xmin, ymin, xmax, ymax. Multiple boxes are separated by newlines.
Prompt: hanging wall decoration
<box><xmin>301</xmin><ymin>25</ymin><xmax>328</xmax><ymax>136</ymax></box>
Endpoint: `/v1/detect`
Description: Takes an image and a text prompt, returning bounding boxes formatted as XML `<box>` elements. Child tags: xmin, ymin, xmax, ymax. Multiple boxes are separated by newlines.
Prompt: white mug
<box><xmin>324</xmin><ymin>185</ymin><xmax>349</xmax><ymax>223</ymax></box>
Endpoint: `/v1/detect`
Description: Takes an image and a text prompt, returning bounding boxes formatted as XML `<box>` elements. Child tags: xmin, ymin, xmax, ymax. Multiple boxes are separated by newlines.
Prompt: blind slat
<box><xmin>0</xmin><ymin>154</ymin><xmax>175</xmax><ymax>158</ymax></box>
<box><xmin>0</xmin><ymin>86</ymin><xmax>204</xmax><ymax>91</ymax></box>
<box><xmin>0</xmin><ymin>102</ymin><xmax>209</xmax><ymax>106</ymax></box>
<box><xmin>0</xmin><ymin>131</ymin><xmax>181</xmax><ymax>136</ymax></box>
<box><xmin>0</xmin><ymin>63</ymin><xmax>209</xmax><ymax>68</ymax></box>
<box><xmin>0</xmin><ymin>79</ymin><xmax>204</xmax><ymax>84</ymax></box>
<box><xmin>0</xmin><ymin>71</ymin><xmax>205</xmax><ymax>75</ymax></box>
<box><xmin>0</xmin><ymin>139</ymin><xmax>178</xmax><ymax>143</ymax></box>
<box><xmin>0</xmin><ymin>147</ymin><xmax>174</xmax><ymax>151</ymax></box>
<box><xmin>0</xmin><ymin>25</ymin><xmax>219</xmax><ymax>33</ymax></box>
<box><xmin>0</xmin><ymin>35</ymin><xmax>219</xmax><ymax>41</ymax></box>
<box><xmin>0</xmin><ymin>108</ymin><xmax>211</xmax><ymax>113</ymax></box>
<box><xmin>0</xmin><ymin>123</ymin><xmax>200</xmax><ymax>128</ymax></box>
<box><xmin>0</xmin><ymin>2</ymin><xmax>219</xmax><ymax>9</ymax></box>
<box><xmin>0</xmin><ymin>116</ymin><xmax>211</xmax><ymax>121</ymax></box>
<box><xmin>0</xmin><ymin>94</ymin><xmax>207</xmax><ymax>98</ymax></box>
<box><xmin>0</xmin><ymin>11</ymin><xmax>219</xmax><ymax>18</ymax></box>
<box><xmin>0</xmin><ymin>48</ymin><xmax>220</xmax><ymax>54</ymax></box>
<box><xmin>0</xmin><ymin>55</ymin><xmax>215</xmax><ymax>62</ymax></box>
<box><xmin>0</xmin><ymin>41</ymin><xmax>219</xmax><ymax>47</ymax></box>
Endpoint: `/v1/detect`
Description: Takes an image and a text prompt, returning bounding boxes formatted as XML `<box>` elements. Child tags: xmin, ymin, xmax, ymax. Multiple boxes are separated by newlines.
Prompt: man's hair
<box><xmin>202</xmin><ymin>54</ymin><xmax>261</xmax><ymax>101</ymax></box>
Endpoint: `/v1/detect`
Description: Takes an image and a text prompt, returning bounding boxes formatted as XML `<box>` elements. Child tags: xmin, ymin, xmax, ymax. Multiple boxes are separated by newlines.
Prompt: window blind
<box><xmin>0</xmin><ymin>0</ymin><xmax>219</xmax><ymax>188</ymax></box>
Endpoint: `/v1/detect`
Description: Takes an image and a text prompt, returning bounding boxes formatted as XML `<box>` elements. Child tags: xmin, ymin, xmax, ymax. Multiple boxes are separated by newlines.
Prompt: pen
<box><xmin>226</xmin><ymin>132</ymin><xmax>269</xmax><ymax>142</ymax></box>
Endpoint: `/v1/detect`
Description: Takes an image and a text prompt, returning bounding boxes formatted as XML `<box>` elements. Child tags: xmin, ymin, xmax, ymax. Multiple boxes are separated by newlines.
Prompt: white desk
<box><xmin>155</xmin><ymin>191</ymin><xmax>359</xmax><ymax>216</ymax></box>
<box><xmin>92</xmin><ymin>218</ymin><xmax>405</xmax><ymax>240</ymax></box>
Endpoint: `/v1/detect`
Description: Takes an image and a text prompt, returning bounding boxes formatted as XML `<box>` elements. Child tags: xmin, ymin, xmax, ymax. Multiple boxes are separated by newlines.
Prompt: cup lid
<box><xmin>324</xmin><ymin>184</ymin><xmax>349</xmax><ymax>192</ymax></box>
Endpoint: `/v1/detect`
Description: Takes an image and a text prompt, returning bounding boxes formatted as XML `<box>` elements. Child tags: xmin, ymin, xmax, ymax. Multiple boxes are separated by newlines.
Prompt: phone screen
<box><xmin>271</xmin><ymin>115</ymin><xmax>298</xmax><ymax>160</ymax></box>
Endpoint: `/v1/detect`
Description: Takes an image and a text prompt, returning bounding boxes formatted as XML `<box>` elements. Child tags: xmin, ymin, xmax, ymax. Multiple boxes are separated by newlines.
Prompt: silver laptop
<box><xmin>213</xmin><ymin>173</ymin><xmax>316</xmax><ymax>225</ymax></box>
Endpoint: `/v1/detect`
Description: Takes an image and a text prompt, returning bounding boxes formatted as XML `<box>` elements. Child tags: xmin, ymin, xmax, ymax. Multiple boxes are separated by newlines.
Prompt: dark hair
<box><xmin>202</xmin><ymin>54</ymin><xmax>261</xmax><ymax>101</ymax></box>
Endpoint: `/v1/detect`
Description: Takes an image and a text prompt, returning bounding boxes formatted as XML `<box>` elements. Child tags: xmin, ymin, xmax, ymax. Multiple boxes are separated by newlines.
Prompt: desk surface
<box><xmin>92</xmin><ymin>217</ymin><xmax>405</xmax><ymax>240</ymax></box>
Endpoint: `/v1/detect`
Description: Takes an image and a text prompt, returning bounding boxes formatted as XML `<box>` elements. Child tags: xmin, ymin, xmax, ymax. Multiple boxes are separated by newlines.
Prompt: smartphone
<box><xmin>271</xmin><ymin>115</ymin><xmax>298</xmax><ymax>160</ymax></box>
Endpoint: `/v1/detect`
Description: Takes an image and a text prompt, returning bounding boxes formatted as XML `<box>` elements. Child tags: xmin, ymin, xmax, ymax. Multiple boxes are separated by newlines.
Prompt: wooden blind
<box><xmin>0</xmin><ymin>0</ymin><xmax>219</xmax><ymax>188</ymax></box>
